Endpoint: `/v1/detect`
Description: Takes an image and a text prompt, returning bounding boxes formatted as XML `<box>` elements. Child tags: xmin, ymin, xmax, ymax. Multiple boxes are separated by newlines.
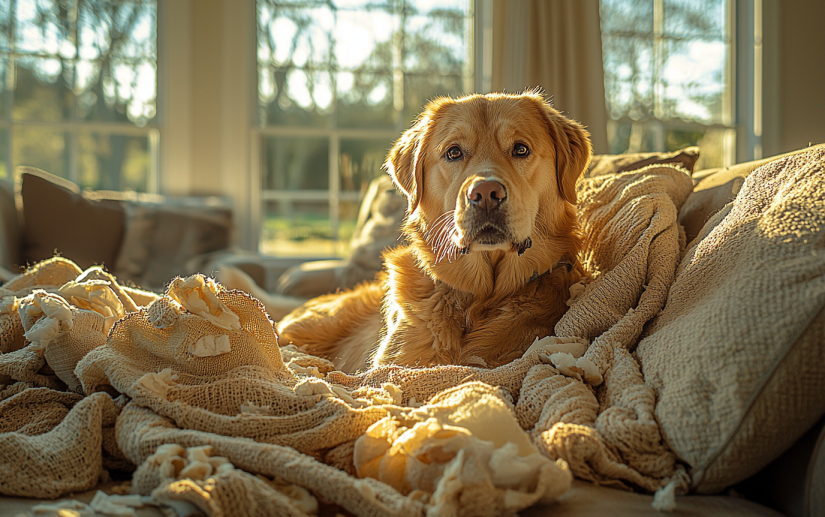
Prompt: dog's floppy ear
<box><xmin>384</xmin><ymin>99</ymin><xmax>445</xmax><ymax>210</ymax></box>
<box><xmin>541</xmin><ymin>103</ymin><xmax>592</xmax><ymax>204</ymax></box>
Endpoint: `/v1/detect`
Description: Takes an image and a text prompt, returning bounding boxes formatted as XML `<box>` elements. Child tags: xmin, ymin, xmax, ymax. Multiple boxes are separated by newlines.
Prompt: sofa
<box><xmin>0</xmin><ymin>167</ymin><xmax>235</xmax><ymax>291</ymax></box>
<box><xmin>0</xmin><ymin>145</ymin><xmax>822</xmax><ymax>516</ymax></box>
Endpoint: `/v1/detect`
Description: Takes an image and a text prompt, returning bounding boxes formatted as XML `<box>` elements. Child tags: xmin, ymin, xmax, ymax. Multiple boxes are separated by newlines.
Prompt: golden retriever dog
<box><xmin>278</xmin><ymin>91</ymin><xmax>591</xmax><ymax>372</ymax></box>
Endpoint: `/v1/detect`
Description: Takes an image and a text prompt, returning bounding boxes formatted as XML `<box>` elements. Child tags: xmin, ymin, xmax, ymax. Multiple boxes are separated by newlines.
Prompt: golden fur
<box><xmin>278</xmin><ymin>92</ymin><xmax>592</xmax><ymax>372</ymax></box>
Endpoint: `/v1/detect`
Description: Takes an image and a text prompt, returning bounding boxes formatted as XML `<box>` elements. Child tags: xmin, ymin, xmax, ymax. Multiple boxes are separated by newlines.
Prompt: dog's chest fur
<box><xmin>376</xmin><ymin>246</ymin><xmax>578</xmax><ymax>368</ymax></box>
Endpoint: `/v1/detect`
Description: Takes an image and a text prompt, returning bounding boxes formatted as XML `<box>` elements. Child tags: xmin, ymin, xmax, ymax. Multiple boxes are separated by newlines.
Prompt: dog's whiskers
<box><xmin>424</xmin><ymin>210</ymin><xmax>459</xmax><ymax>264</ymax></box>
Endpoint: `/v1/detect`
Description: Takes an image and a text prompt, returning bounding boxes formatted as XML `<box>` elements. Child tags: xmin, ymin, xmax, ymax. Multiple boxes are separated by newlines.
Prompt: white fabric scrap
<box><xmin>90</xmin><ymin>490</ymin><xmax>143</xmax><ymax>517</ymax></box>
<box><xmin>188</xmin><ymin>334</ymin><xmax>231</xmax><ymax>357</ymax></box>
<box><xmin>651</xmin><ymin>479</ymin><xmax>678</xmax><ymax>512</ymax></box>
<box><xmin>136</xmin><ymin>368</ymin><xmax>179</xmax><ymax>399</ymax></box>
<box><xmin>287</xmin><ymin>361</ymin><xmax>325</xmax><ymax>378</ymax></box>
<box><xmin>524</xmin><ymin>336</ymin><xmax>589</xmax><ymax>360</ymax></box>
<box><xmin>382</xmin><ymin>383</ymin><xmax>403</xmax><ymax>405</ymax></box>
<box><xmin>20</xmin><ymin>291</ymin><xmax>74</xmax><ymax>353</ymax></box>
<box><xmin>550</xmin><ymin>352</ymin><xmax>603</xmax><ymax>385</ymax></box>
<box><xmin>58</xmin><ymin>279</ymin><xmax>125</xmax><ymax>333</ymax></box>
<box><xmin>32</xmin><ymin>499</ymin><xmax>95</xmax><ymax>516</ymax></box>
<box><xmin>294</xmin><ymin>379</ymin><xmax>334</xmax><ymax>397</ymax></box>
<box><xmin>0</xmin><ymin>296</ymin><xmax>18</xmax><ymax>314</ymax></box>
<box><xmin>240</xmin><ymin>400</ymin><xmax>275</xmax><ymax>415</ymax></box>
<box><xmin>168</xmin><ymin>275</ymin><xmax>242</xmax><ymax>331</ymax></box>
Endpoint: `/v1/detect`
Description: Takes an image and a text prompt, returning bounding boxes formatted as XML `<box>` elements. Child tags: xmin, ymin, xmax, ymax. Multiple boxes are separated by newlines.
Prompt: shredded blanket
<box><xmin>0</xmin><ymin>165</ymin><xmax>694</xmax><ymax>517</ymax></box>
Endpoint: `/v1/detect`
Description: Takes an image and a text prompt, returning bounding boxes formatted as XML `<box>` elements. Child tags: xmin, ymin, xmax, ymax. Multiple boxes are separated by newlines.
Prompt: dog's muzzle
<box><xmin>455</xmin><ymin>179</ymin><xmax>531</xmax><ymax>255</ymax></box>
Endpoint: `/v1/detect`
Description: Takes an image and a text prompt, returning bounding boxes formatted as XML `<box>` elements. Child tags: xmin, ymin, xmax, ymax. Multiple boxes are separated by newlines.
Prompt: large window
<box><xmin>256</xmin><ymin>0</ymin><xmax>474</xmax><ymax>257</ymax></box>
<box><xmin>0</xmin><ymin>0</ymin><xmax>158</xmax><ymax>191</ymax></box>
<box><xmin>600</xmin><ymin>0</ymin><xmax>735</xmax><ymax>170</ymax></box>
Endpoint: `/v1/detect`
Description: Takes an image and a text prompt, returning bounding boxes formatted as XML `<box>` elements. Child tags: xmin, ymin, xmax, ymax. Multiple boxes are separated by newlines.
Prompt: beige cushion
<box><xmin>585</xmin><ymin>147</ymin><xmax>700</xmax><ymax>178</ymax></box>
<box><xmin>636</xmin><ymin>146</ymin><xmax>825</xmax><ymax>493</ymax></box>
<box><xmin>0</xmin><ymin>177</ymin><xmax>20</xmax><ymax>273</ymax></box>
<box><xmin>113</xmin><ymin>200</ymin><xmax>232</xmax><ymax>291</ymax></box>
<box><xmin>20</xmin><ymin>168</ymin><xmax>125</xmax><ymax>270</ymax></box>
<box><xmin>276</xmin><ymin>175</ymin><xmax>404</xmax><ymax>299</ymax></box>
<box><xmin>348</xmin><ymin>175</ymin><xmax>407</xmax><ymax>271</ymax></box>
<box><xmin>678</xmin><ymin>143</ymin><xmax>825</xmax><ymax>245</ymax></box>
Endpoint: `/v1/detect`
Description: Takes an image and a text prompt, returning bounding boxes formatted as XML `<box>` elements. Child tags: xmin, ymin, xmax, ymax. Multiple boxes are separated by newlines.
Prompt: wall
<box><xmin>775</xmin><ymin>0</ymin><xmax>825</xmax><ymax>154</ymax></box>
<box><xmin>158</xmin><ymin>0</ymin><xmax>256</xmax><ymax>249</ymax></box>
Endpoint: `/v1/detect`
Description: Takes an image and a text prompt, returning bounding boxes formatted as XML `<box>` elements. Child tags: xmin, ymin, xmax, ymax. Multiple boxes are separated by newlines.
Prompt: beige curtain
<box><xmin>491</xmin><ymin>0</ymin><xmax>609</xmax><ymax>154</ymax></box>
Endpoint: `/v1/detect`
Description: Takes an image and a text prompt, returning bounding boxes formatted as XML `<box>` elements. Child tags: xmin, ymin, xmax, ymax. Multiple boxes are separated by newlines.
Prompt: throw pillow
<box><xmin>636</xmin><ymin>146</ymin><xmax>825</xmax><ymax>493</ymax></box>
<box><xmin>678</xmin><ymin>143</ymin><xmax>825</xmax><ymax>245</ymax></box>
<box><xmin>0</xmin><ymin>177</ymin><xmax>20</xmax><ymax>272</ymax></box>
<box><xmin>20</xmin><ymin>168</ymin><xmax>125</xmax><ymax>270</ymax></box>
<box><xmin>585</xmin><ymin>147</ymin><xmax>700</xmax><ymax>178</ymax></box>
<box><xmin>113</xmin><ymin>200</ymin><xmax>232</xmax><ymax>291</ymax></box>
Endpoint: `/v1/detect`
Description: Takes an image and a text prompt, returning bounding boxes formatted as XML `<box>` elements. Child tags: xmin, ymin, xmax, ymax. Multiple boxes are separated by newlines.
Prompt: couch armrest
<box><xmin>736</xmin><ymin>414</ymin><xmax>825</xmax><ymax>517</ymax></box>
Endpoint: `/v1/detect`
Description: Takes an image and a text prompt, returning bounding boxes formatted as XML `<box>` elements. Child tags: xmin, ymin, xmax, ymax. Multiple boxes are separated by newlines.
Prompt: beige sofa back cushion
<box><xmin>113</xmin><ymin>200</ymin><xmax>232</xmax><ymax>291</ymax></box>
<box><xmin>0</xmin><ymin>177</ymin><xmax>20</xmax><ymax>272</ymax></box>
<box><xmin>20</xmin><ymin>168</ymin><xmax>125</xmax><ymax>270</ymax></box>
<box><xmin>586</xmin><ymin>147</ymin><xmax>700</xmax><ymax>178</ymax></box>
<box><xmin>678</xmin><ymin>143</ymin><xmax>825</xmax><ymax>245</ymax></box>
<box><xmin>636</xmin><ymin>146</ymin><xmax>825</xmax><ymax>493</ymax></box>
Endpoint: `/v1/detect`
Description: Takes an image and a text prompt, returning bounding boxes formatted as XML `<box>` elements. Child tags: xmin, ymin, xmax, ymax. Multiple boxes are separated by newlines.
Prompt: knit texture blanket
<box><xmin>0</xmin><ymin>165</ymin><xmax>695</xmax><ymax>517</ymax></box>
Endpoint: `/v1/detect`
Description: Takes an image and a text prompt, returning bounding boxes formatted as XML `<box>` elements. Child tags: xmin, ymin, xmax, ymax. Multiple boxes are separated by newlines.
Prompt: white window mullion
<box><xmin>329</xmin><ymin>134</ymin><xmax>340</xmax><ymax>255</ymax></box>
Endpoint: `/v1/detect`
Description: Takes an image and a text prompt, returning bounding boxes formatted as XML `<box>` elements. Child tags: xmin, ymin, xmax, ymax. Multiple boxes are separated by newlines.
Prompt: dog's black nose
<box><xmin>468</xmin><ymin>180</ymin><xmax>507</xmax><ymax>210</ymax></box>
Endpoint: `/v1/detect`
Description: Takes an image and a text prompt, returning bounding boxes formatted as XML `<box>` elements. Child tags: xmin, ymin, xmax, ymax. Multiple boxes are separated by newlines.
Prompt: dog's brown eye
<box><xmin>445</xmin><ymin>146</ymin><xmax>463</xmax><ymax>162</ymax></box>
<box><xmin>513</xmin><ymin>143</ymin><xmax>530</xmax><ymax>157</ymax></box>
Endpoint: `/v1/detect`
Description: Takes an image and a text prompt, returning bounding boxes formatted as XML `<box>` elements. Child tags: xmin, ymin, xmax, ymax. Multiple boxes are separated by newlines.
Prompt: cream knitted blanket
<box><xmin>0</xmin><ymin>164</ymin><xmax>694</xmax><ymax>517</ymax></box>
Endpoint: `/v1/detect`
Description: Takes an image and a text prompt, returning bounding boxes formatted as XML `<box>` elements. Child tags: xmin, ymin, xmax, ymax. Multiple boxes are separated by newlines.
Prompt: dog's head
<box><xmin>385</xmin><ymin>92</ymin><xmax>591</xmax><ymax>287</ymax></box>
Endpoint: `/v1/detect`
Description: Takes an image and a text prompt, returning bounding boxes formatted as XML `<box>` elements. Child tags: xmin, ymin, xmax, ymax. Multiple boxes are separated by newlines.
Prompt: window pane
<box><xmin>662</xmin><ymin>38</ymin><xmax>727</xmax><ymax>124</ymax></box>
<box><xmin>403</xmin><ymin>0</ymin><xmax>471</xmax><ymax>16</ymax></box>
<box><xmin>13</xmin><ymin>126</ymin><xmax>69</xmax><ymax>179</ymax></box>
<box><xmin>11</xmin><ymin>0</ymin><xmax>158</xmax><ymax>127</ymax></box>
<box><xmin>663</xmin><ymin>0</ymin><xmax>726</xmax><ymax>39</ymax></box>
<box><xmin>13</xmin><ymin>58</ymin><xmax>74</xmax><ymax>121</ymax></box>
<box><xmin>261</xmin><ymin>200</ymin><xmax>334</xmax><ymax>257</ymax></box>
<box><xmin>403</xmin><ymin>15</ymin><xmax>471</xmax><ymax>75</ymax></box>
<box><xmin>404</xmin><ymin>74</ymin><xmax>464</xmax><ymax>125</ymax></box>
<box><xmin>258</xmin><ymin>0</ymin><xmax>474</xmax><ymax>129</ymax></box>
<box><xmin>334</xmin><ymin>10</ymin><xmax>398</xmax><ymax>72</ymax></box>
<box><xmin>600</xmin><ymin>0</ymin><xmax>653</xmax><ymax>35</ymax></box>
<box><xmin>340</xmin><ymin>138</ymin><xmax>388</xmax><ymax>194</ymax></box>
<box><xmin>336</xmin><ymin>72</ymin><xmax>396</xmax><ymax>129</ymax></box>
<box><xmin>258</xmin><ymin>67</ymin><xmax>333</xmax><ymax>127</ymax></box>
<box><xmin>14</xmin><ymin>0</ymin><xmax>70</xmax><ymax>56</ymax></box>
<box><xmin>78</xmin><ymin>132</ymin><xmax>152</xmax><ymax>191</ymax></box>
<box><xmin>263</xmin><ymin>136</ymin><xmax>329</xmax><ymax>191</ymax></box>
<box><xmin>601</xmin><ymin>35</ymin><xmax>654</xmax><ymax>120</ymax></box>
<box><xmin>672</xmin><ymin>127</ymin><xmax>733</xmax><ymax>170</ymax></box>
